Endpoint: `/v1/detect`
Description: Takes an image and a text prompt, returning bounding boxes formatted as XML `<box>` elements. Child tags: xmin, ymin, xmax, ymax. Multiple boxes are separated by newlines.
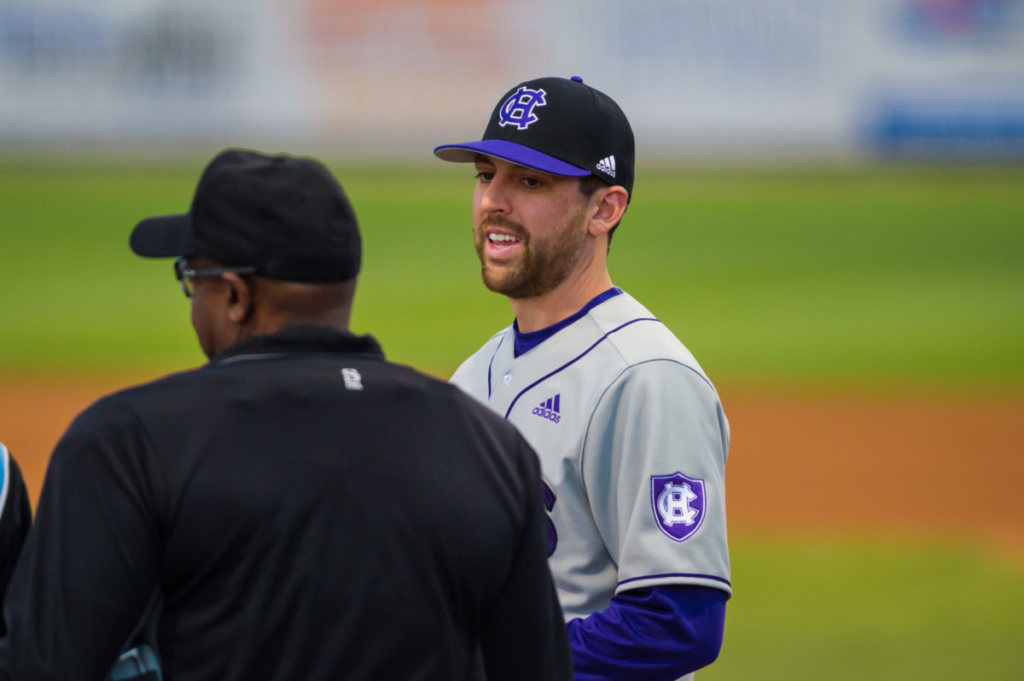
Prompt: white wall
<box><xmin>1</xmin><ymin>0</ymin><xmax>1022</xmax><ymax>158</ymax></box>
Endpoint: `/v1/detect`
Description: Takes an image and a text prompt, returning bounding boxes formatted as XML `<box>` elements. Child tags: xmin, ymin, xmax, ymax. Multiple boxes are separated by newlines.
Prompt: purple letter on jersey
<box><xmin>650</xmin><ymin>472</ymin><xmax>706</xmax><ymax>542</ymax></box>
<box><xmin>543</xmin><ymin>482</ymin><xmax>557</xmax><ymax>556</ymax></box>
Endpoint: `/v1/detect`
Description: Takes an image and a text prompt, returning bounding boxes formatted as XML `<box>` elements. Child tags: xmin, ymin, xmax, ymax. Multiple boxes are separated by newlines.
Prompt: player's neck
<box><xmin>509</xmin><ymin>268</ymin><xmax>614</xmax><ymax>333</ymax></box>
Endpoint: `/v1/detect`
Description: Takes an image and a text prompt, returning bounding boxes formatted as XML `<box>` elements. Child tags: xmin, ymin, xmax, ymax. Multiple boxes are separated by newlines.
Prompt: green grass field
<box><xmin>704</xmin><ymin>535</ymin><xmax>1024</xmax><ymax>680</ymax></box>
<box><xmin>2</xmin><ymin>158</ymin><xmax>1023</xmax><ymax>678</ymax></box>
<box><xmin>2</xmin><ymin>159</ymin><xmax>1022</xmax><ymax>389</ymax></box>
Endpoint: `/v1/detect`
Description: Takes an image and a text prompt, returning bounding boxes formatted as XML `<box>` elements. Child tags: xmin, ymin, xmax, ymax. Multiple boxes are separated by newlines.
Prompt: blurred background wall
<box><xmin>2</xmin><ymin>0</ymin><xmax>1023</xmax><ymax>160</ymax></box>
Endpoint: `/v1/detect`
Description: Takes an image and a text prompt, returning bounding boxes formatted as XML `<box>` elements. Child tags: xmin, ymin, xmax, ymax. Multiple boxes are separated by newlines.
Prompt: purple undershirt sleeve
<box><xmin>566</xmin><ymin>585</ymin><xmax>727</xmax><ymax>681</ymax></box>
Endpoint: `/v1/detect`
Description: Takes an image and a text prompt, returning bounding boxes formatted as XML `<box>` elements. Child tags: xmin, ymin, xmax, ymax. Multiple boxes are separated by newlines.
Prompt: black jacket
<box><xmin>0</xmin><ymin>326</ymin><xmax>572</xmax><ymax>681</ymax></box>
<box><xmin>0</xmin><ymin>445</ymin><xmax>32</xmax><ymax>637</ymax></box>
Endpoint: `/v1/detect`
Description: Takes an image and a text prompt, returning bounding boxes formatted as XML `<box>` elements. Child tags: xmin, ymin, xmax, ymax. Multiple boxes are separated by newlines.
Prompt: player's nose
<box><xmin>477</xmin><ymin>177</ymin><xmax>512</xmax><ymax>215</ymax></box>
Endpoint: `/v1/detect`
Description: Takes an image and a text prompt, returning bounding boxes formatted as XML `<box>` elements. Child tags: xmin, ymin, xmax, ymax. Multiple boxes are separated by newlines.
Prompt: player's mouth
<box><xmin>483</xmin><ymin>228</ymin><xmax>525</xmax><ymax>260</ymax></box>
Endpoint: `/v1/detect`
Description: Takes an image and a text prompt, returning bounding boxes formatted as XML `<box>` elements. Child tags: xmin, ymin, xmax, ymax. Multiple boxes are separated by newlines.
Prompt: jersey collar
<box><xmin>513</xmin><ymin>287</ymin><xmax>623</xmax><ymax>357</ymax></box>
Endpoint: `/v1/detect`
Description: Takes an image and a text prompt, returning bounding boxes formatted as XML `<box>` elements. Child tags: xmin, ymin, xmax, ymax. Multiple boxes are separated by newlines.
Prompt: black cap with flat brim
<box><xmin>129</xmin><ymin>149</ymin><xmax>361</xmax><ymax>283</ymax></box>
<box><xmin>433</xmin><ymin>75</ymin><xmax>634</xmax><ymax>200</ymax></box>
<box><xmin>130</xmin><ymin>213</ymin><xmax>194</xmax><ymax>258</ymax></box>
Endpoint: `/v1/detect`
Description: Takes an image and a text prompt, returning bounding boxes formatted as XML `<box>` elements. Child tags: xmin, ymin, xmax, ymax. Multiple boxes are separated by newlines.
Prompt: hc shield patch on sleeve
<box><xmin>650</xmin><ymin>472</ymin><xmax>706</xmax><ymax>542</ymax></box>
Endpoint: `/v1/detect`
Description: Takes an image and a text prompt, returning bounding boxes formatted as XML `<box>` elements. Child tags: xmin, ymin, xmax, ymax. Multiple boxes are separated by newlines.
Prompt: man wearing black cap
<box><xmin>0</xmin><ymin>149</ymin><xmax>573</xmax><ymax>681</ymax></box>
<box><xmin>435</xmin><ymin>77</ymin><xmax>732</xmax><ymax>681</ymax></box>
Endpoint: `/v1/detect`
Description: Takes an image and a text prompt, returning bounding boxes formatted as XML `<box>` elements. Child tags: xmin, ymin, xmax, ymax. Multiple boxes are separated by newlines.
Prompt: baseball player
<box><xmin>434</xmin><ymin>76</ymin><xmax>731</xmax><ymax>680</ymax></box>
<box><xmin>0</xmin><ymin>442</ymin><xmax>32</xmax><ymax>636</ymax></box>
<box><xmin>0</xmin><ymin>149</ymin><xmax>572</xmax><ymax>681</ymax></box>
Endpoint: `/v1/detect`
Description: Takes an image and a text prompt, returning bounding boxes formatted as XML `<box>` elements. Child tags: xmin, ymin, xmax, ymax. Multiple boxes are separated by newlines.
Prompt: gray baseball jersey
<box><xmin>451</xmin><ymin>290</ymin><xmax>731</xmax><ymax>622</ymax></box>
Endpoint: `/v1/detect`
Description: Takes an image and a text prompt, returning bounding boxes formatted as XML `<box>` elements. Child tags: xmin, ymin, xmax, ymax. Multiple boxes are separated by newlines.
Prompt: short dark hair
<box><xmin>579</xmin><ymin>175</ymin><xmax>623</xmax><ymax>249</ymax></box>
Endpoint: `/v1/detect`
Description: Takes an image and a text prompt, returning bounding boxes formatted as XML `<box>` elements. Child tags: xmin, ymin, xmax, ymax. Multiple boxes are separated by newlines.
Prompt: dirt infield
<box><xmin>2</xmin><ymin>376</ymin><xmax>1022</xmax><ymax>560</ymax></box>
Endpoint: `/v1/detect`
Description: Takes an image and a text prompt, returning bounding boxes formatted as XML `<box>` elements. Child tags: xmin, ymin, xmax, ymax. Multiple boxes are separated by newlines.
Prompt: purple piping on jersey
<box><xmin>485</xmin><ymin>334</ymin><xmax>507</xmax><ymax>399</ymax></box>
<box><xmin>618</xmin><ymin>572</ymin><xmax>732</xmax><ymax>589</ymax></box>
<box><xmin>513</xmin><ymin>288</ymin><xmax>623</xmax><ymax>357</ymax></box>
<box><xmin>503</xmin><ymin>317</ymin><xmax>659</xmax><ymax>419</ymax></box>
<box><xmin>487</xmin><ymin>288</ymin><xmax>622</xmax><ymax>396</ymax></box>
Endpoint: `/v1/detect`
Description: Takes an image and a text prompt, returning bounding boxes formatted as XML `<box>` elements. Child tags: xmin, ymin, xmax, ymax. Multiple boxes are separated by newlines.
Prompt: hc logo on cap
<box><xmin>498</xmin><ymin>86</ymin><xmax>547</xmax><ymax>130</ymax></box>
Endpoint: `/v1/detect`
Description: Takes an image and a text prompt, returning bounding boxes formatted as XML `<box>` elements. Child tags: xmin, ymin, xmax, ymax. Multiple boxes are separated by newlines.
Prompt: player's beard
<box><xmin>475</xmin><ymin>209</ymin><xmax>588</xmax><ymax>300</ymax></box>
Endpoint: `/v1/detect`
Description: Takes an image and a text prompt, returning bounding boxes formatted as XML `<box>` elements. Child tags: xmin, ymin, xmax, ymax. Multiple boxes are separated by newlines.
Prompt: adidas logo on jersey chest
<box><xmin>532</xmin><ymin>394</ymin><xmax>562</xmax><ymax>423</ymax></box>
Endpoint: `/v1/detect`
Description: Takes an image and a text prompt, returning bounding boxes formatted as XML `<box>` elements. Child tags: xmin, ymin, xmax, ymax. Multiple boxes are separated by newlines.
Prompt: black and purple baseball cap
<box><xmin>434</xmin><ymin>76</ymin><xmax>635</xmax><ymax>200</ymax></box>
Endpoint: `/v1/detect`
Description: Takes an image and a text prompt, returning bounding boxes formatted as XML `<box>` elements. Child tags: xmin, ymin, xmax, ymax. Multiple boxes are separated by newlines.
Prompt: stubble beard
<box><xmin>476</xmin><ymin>212</ymin><xmax>587</xmax><ymax>300</ymax></box>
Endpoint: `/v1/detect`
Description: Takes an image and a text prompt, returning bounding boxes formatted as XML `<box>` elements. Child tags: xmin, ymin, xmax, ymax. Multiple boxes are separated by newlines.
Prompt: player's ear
<box><xmin>223</xmin><ymin>272</ymin><xmax>254</xmax><ymax>325</ymax></box>
<box><xmin>588</xmin><ymin>185</ymin><xmax>628</xmax><ymax>237</ymax></box>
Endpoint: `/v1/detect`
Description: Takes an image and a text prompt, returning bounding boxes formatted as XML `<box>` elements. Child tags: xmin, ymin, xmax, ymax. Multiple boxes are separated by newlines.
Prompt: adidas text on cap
<box><xmin>434</xmin><ymin>76</ymin><xmax>635</xmax><ymax>200</ymax></box>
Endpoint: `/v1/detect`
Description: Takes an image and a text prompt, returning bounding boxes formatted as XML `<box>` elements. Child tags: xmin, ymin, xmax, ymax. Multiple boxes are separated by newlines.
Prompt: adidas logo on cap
<box><xmin>596</xmin><ymin>155</ymin><xmax>616</xmax><ymax>178</ymax></box>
